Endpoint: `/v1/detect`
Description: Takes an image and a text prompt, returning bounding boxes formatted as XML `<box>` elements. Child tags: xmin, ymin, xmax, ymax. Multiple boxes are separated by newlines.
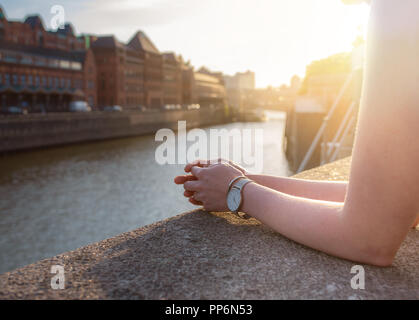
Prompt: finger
<box><xmin>184</xmin><ymin>159</ymin><xmax>226</xmax><ymax>172</ymax></box>
<box><xmin>191</xmin><ymin>166</ymin><xmax>205</xmax><ymax>178</ymax></box>
<box><xmin>184</xmin><ymin>160</ymin><xmax>201</xmax><ymax>172</ymax></box>
<box><xmin>192</xmin><ymin>192</ymin><xmax>203</xmax><ymax>202</ymax></box>
<box><xmin>174</xmin><ymin>175</ymin><xmax>187</xmax><ymax>184</ymax></box>
<box><xmin>189</xmin><ymin>197</ymin><xmax>203</xmax><ymax>206</ymax></box>
<box><xmin>207</xmin><ymin>158</ymin><xmax>225</xmax><ymax>166</ymax></box>
<box><xmin>184</xmin><ymin>180</ymin><xmax>201</xmax><ymax>191</ymax></box>
<box><xmin>184</xmin><ymin>190</ymin><xmax>194</xmax><ymax>198</ymax></box>
<box><xmin>174</xmin><ymin>175</ymin><xmax>197</xmax><ymax>184</ymax></box>
<box><xmin>184</xmin><ymin>159</ymin><xmax>210</xmax><ymax>172</ymax></box>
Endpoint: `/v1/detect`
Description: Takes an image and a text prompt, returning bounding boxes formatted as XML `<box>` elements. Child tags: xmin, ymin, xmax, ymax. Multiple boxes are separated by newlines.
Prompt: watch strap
<box><xmin>227</xmin><ymin>175</ymin><xmax>245</xmax><ymax>193</ymax></box>
<box><xmin>232</xmin><ymin>178</ymin><xmax>253</xmax><ymax>190</ymax></box>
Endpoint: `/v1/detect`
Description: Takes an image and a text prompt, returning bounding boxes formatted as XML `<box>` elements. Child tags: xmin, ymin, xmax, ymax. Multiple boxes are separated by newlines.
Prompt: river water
<box><xmin>0</xmin><ymin>111</ymin><xmax>290</xmax><ymax>273</ymax></box>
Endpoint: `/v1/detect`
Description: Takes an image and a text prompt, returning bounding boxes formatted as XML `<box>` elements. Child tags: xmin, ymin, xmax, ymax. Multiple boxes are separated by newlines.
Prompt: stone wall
<box><xmin>0</xmin><ymin>157</ymin><xmax>417</xmax><ymax>299</ymax></box>
<box><xmin>0</xmin><ymin>108</ymin><xmax>228</xmax><ymax>153</ymax></box>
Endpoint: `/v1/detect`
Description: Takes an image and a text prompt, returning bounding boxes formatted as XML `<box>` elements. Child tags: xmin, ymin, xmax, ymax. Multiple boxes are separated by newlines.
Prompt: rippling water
<box><xmin>0</xmin><ymin>111</ymin><xmax>290</xmax><ymax>273</ymax></box>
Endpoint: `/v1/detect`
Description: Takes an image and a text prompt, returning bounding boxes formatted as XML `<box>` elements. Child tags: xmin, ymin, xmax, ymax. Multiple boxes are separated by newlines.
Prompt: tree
<box><xmin>298</xmin><ymin>52</ymin><xmax>352</xmax><ymax>95</ymax></box>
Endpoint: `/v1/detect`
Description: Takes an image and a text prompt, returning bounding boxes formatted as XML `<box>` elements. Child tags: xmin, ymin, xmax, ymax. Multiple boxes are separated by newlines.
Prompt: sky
<box><xmin>1</xmin><ymin>0</ymin><xmax>371</xmax><ymax>88</ymax></box>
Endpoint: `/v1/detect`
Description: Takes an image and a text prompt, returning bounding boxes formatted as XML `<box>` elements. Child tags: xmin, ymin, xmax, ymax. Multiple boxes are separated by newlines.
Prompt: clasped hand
<box><xmin>174</xmin><ymin>159</ymin><xmax>247</xmax><ymax>212</ymax></box>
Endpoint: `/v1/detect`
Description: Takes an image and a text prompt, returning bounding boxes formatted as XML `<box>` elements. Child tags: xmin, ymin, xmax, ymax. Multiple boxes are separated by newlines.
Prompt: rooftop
<box><xmin>127</xmin><ymin>31</ymin><xmax>160</xmax><ymax>55</ymax></box>
<box><xmin>24</xmin><ymin>15</ymin><xmax>45</xmax><ymax>30</ymax></box>
<box><xmin>91</xmin><ymin>36</ymin><xmax>125</xmax><ymax>49</ymax></box>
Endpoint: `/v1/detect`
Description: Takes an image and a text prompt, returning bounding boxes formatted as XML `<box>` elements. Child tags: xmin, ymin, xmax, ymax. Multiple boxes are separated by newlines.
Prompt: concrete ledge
<box><xmin>0</xmin><ymin>157</ymin><xmax>418</xmax><ymax>299</ymax></box>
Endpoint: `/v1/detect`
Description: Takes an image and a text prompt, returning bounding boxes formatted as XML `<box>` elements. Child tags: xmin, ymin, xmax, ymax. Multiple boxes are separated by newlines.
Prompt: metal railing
<box><xmin>320</xmin><ymin>101</ymin><xmax>357</xmax><ymax>165</ymax></box>
<box><xmin>297</xmin><ymin>72</ymin><xmax>357</xmax><ymax>173</ymax></box>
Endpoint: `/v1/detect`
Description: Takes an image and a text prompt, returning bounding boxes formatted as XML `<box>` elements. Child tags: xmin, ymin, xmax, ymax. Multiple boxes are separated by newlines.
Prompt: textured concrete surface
<box><xmin>0</xmin><ymin>157</ymin><xmax>418</xmax><ymax>299</ymax></box>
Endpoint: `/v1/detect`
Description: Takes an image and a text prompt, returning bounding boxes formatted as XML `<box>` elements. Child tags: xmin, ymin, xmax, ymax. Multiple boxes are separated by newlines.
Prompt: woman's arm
<box><xmin>181</xmin><ymin>0</ymin><xmax>419</xmax><ymax>266</ymax></box>
<box><xmin>240</xmin><ymin>184</ymin><xmax>375</xmax><ymax>264</ymax></box>
<box><xmin>182</xmin><ymin>160</ymin><xmax>348</xmax><ymax>202</ymax></box>
<box><xmin>243</xmin><ymin>0</ymin><xmax>419</xmax><ymax>265</ymax></box>
<box><xmin>247</xmin><ymin>175</ymin><xmax>347</xmax><ymax>202</ymax></box>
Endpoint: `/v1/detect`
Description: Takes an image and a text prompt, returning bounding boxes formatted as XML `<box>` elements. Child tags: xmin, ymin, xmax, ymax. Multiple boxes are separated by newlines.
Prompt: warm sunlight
<box><xmin>1</xmin><ymin>0</ymin><xmax>419</xmax><ymax>303</ymax></box>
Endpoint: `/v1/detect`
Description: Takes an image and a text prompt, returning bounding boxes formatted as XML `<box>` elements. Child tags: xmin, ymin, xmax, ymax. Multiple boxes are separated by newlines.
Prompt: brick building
<box><xmin>181</xmin><ymin>63</ymin><xmax>195</xmax><ymax>106</ymax></box>
<box><xmin>197</xmin><ymin>67</ymin><xmax>225</xmax><ymax>85</ymax></box>
<box><xmin>193</xmin><ymin>72</ymin><xmax>226</xmax><ymax>108</ymax></box>
<box><xmin>0</xmin><ymin>5</ymin><xmax>228</xmax><ymax>113</ymax></box>
<box><xmin>162</xmin><ymin>52</ymin><xmax>182</xmax><ymax>105</ymax></box>
<box><xmin>91</xmin><ymin>36</ymin><xmax>125</xmax><ymax>108</ymax></box>
<box><xmin>128</xmin><ymin>31</ymin><xmax>163</xmax><ymax>109</ymax></box>
<box><xmin>125</xmin><ymin>45</ymin><xmax>145</xmax><ymax>108</ymax></box>
<box><xmin>0</xmin><ymin>7</ymin><xmax>97</xmax><ymax>112</ymax></box>
<box><xmin>91</xmin><ymin>36</ymin><xmax>145</xmax><ymax>109</ymax></box>
<box><xmin>92</xmin><ymin>31</ymin><xmax>167</xmax><ymax>110</ymax></box>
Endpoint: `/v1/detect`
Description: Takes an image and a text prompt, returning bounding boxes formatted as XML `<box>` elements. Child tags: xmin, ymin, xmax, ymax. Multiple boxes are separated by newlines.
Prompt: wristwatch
<box><xmin>226</xmin><ymin>178</ymin><xmax>254</xmax><ymax>219</ymax></box>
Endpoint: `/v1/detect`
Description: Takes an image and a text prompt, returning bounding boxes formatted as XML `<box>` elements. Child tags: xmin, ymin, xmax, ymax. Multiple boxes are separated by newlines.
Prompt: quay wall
<box><xmin>0</xmin><ymin>108</ymin><xmax>228</xmax><ymax>153</ymax></box>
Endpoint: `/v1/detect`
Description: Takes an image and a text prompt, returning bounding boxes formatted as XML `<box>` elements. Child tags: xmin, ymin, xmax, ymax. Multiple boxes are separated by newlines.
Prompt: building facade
<box><xmin>0</xmin><ymin>7</ymin><xmax>97</xmax><ymax>112</ymax></box>
<box><xmin>0</xmin><ymin>5</ymin><xmax>231</xmax><ymax>113</ymax></box>
<box><xmin>162</xmin><ymin>52</ymin><xmax>182</xmax><ymax>106</ymax></box>
<box><xmin>224</xmin><ymin>70</ymin><xmax>255</xmax><ymax>91</ymax></box>
<box><xmin>91</xmin><ymin>36</ymin><xmax>145</xmax><ymax>109</ymax></box>
<box><xmin>193</xmin><ymin>72</ymin><xmax>226</xmax><ymax>108</ymax></box>
<box><xmin>223</xmin><ymin>70</ymin><xmax>255</xmax><ymax>111</ymax></box>
<box><xmin>91</xmin><ymin>36</ymin><xmax>125</xmax><ymax>108</ymax></box>
<box><xmin>128</xmin><ymin>32</ymin><xmax>163</xmax><ymax>109</ymax></box>
<box><xmin>124</xmin><ymin>45</ymin><xmax>145</xmax><ymax>109</ymax></box>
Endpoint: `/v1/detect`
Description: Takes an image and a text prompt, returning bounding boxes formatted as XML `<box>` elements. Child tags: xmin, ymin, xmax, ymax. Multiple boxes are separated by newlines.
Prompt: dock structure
<box><xmin>285</xmin><ymin>47</ymin><xmax>364</xmax><ymax>173</ymax></box>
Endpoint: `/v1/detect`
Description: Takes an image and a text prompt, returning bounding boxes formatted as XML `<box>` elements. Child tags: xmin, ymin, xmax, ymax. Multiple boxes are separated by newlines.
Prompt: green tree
<box><xmin>299</xmin><ymin>52</ymin><xmax>352</xmax><ymax>95</ymax></box>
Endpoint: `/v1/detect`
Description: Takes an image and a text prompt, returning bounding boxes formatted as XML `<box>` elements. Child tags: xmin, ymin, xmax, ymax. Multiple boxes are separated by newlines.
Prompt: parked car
<box><xmin>1</xmin><ymin>106</ymin><xmax>28</xmax><ymax>115</ymax></box>
<box><xmin>69</xmin><ymin>101</ymin><xmax>92</xmax><ymax>113</ymax></box>
<box><xmin>103</xmin><ymin>105</ymin><xmax>123</xmax><ymax>112</ymax></box>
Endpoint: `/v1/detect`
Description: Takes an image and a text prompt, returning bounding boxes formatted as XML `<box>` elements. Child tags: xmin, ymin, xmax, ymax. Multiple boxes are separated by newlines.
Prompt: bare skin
<box><xmin>174</xmin><ymin>0</ymin><xmax>419</xmax><ymax>266</ymax></box>
<box><xmin>176</xmin><ymin>159</ymin><xmax>348</xmax><ymax>202</ymax></box>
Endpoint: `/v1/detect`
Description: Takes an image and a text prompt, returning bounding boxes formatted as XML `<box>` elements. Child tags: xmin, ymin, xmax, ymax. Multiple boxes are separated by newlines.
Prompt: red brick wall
<box><xmin>144</xmin><ymin>52</ymin><xmax>163</xmax><ymax>109</ymax></box>
<box><xmin>92</xmin><ymin>47</ymin><xmax>125</xmax><ymax>108</ymax></box>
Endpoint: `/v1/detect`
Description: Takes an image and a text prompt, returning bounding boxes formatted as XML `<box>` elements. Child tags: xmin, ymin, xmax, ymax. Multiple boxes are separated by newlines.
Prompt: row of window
<box><xmin>163</xmin><ymin>87</ymin><xmax>181</xmax><ymax>94</ymax></box>
<box><xmin>125</xmin><ymin>84</ymin><xmax>143</xmax><ymax>92</ymax></box>
<box><xmin>145</xmin><ymin>75</ymin><xmax>163</xmax><ymax>82</ymax></box>
<box><xmin>125</xmin><ymin>58</ymin><xmax>144</xmax><ymax>66</ymax></box>
<box><xmin>126</xmin><ymin>97</ymin><xmax>143</xmax><ymax>106</ymax></box>
<box><xmin>0</xmin><ymin>73</ymin><xmax>89</xmax><ymax>90</ymax></box>
<box><xmin>0</xmin><ymin>50</ymin><xmax>82</xmax><ymax>70</ymax></box>
<box><xmin>164</xmin><ymin>74</ymin><xmax>179</xmax><ymax>82</ymax></box>
<box><xmin>125</xmin><ymin>70</ymin><xmax>144</xmax><ymax>78</ymax></box>
<box><xmin>147</xmin><ymin>84</ymin><xmax>162</xmax><ymax>91</ymax></box>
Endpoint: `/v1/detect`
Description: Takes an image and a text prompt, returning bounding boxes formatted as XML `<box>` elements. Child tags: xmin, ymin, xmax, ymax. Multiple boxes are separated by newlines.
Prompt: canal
<box><xmin>0</xmin><ymin>111</ymin><xmax>290</xmax><ymax>273</ymax></box>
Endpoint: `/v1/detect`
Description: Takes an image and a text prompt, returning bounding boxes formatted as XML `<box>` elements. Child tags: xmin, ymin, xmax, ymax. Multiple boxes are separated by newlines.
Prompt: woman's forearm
<box><xmin>240</xmin><ymin>182</ymin><xmax>394</xmax><ymax>266</ymax></box>
<box><xmin>246</xmin><ymin>174</ymin><xmax>348</xmax><ymax>202</ymax></box>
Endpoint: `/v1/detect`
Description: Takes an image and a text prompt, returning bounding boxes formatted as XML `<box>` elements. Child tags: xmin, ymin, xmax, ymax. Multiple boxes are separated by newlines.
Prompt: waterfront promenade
<box><xmin>1</xmin><ymin>157</ymin><xmax>418</xmax><ymax>299</ymax></box>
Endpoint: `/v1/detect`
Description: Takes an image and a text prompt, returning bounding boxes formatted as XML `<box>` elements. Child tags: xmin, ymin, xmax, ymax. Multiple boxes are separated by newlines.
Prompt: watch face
<box><xmin>227</xmin><ymin>187</ymin><xmax>241</xmax><ymax>212</ymax></box>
